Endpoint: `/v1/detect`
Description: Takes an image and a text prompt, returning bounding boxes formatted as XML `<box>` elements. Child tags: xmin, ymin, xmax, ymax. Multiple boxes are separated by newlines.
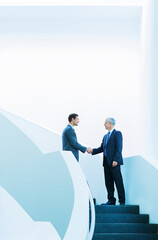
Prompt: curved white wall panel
<box><xmin>0</xmin><ymin>108</ymin><xmax>62</xmax><ymax>153</ymax></box>
<box><xmin>0</xmin><ymin>109</ymin><xmax>92</xmax><ymax>240</ymax></box>
<box><xmin>61</xmin><ymin>151</ymin><xmax>89</xmax><ymax>240</ymax></box>
<box><xmin>0</xmin><ymin>186</ymin><xmax>61</xmax><ymax>240</ymax></box>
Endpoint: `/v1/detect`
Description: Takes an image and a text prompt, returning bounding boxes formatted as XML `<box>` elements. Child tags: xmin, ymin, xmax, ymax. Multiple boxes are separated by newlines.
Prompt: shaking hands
<box><xmin>87</xmin><ymin>147</ymin><xmax>93</xmax><ymax>154</ymax></box>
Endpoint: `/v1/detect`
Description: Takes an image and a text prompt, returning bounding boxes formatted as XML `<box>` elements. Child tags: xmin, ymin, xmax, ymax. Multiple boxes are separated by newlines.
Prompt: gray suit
<box><xmin>62</xmin><ymin>124</ymin><xmax>87</xmax><ymax>161</ymax></box>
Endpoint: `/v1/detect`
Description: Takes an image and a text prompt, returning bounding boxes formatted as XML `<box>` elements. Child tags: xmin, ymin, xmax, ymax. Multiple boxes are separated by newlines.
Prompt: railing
<box><xmin>62</xmin><ymin>151</ymin><xmax>95</xmax><ymax>240</ymax></box>
<box><xmin>87</xmin><ymin>185</ymin><xmax>95</xmax><ymax>240</ymax></box>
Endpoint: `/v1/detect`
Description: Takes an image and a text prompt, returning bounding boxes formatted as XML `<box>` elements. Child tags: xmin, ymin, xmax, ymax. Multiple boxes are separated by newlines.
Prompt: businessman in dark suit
<box><xmin>62</xmin><ymin>113</ymin><xmax>92</xmax><ymax>161</ymax></box>
<box><xmin>91</xmin><ymin>118</ymin><xmax>125</xmax><ymax>205</ymax></box>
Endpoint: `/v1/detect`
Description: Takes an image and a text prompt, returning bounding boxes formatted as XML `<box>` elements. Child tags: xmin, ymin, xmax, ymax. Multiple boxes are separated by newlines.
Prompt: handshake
<box><xmin>86</xmin><ymin>147</ymin><xmax>93</xmax><ymax>154</ymax></box>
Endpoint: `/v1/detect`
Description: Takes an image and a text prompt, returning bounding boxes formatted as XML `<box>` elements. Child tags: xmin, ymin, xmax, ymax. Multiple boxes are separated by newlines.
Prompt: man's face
<box><xmin>72</xmin><ymin>116</ymin><xmax>79</xmax><ymax>126</ymax></box>
<box><xmin>104</xmin><ymin>119</ymin><xmax>111</xmax><ymax>131</ymax></box>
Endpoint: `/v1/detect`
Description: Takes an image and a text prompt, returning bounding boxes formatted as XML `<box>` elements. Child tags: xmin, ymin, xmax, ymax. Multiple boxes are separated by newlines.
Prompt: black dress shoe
<box><xmin>120</xmin><ymin>203</ymin><xmax>125</xmax><ymax>205</ymax></box>
<box><xmin>102</xmin><ymin>201</ymin><xmax>116</xmax><ymax>205</ymax></box>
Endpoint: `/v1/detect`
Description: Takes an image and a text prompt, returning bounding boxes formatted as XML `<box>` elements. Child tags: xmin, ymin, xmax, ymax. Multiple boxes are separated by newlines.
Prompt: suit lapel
<box><xmin>107</xmin><ymin>129</ymin><xmax>116</xmax><ymax>145</ymax></box>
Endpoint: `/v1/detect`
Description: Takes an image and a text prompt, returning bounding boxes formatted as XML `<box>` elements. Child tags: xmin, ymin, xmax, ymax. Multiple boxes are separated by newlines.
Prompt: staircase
<box><xmin>92</xmin><ymin>205</ymin><xmax>158</xmax><ymax>240</ymax></box>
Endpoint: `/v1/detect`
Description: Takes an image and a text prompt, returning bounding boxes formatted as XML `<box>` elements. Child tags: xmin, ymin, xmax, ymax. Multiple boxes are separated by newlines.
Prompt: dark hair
<box><xmin>68</xmin><ymin>113</ymin><xmax>78</xmax><ymax>122</ymax></box>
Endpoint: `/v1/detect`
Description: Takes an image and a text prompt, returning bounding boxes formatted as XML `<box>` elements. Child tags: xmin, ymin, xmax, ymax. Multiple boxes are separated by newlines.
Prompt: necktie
<box><xmin>104</xmin><ymin>131</ymin><xmax>110</xmax><ymax>157</ymax></box>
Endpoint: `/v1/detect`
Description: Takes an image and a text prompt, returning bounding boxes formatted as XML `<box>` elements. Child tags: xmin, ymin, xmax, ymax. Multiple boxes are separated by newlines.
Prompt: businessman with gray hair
<box><xmin>90</xmin><ymin>118</ymin><xmax>125</xmax><ymax>205</ymax></box>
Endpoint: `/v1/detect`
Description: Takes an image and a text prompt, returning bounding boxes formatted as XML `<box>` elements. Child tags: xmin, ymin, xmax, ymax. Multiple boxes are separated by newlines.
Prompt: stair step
<box><xmin>95</xmin><ymin>205</ymin><xmax>139</xmax><ymax>214</ymax></box>
<box><xmin>94</xmin><ymin>223</ymin><xmax>158</xmax><ymax>233</ymax></box>
<box><xmin>93</xmin><ymin>233</ymin><xmax>158</xmax><ymax>240</ymax></box>
<box><xmin>96</xmin><ymin>214</ymin><xmax>149</xmax><ymax>223</ymax></box>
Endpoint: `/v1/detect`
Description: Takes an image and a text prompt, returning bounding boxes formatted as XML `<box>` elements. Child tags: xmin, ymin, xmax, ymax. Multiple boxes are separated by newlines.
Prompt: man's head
<box><xmin>104</xmin><ymin>118</ymin><xmax>115</xmax><ymax>131</ymax></box>
<box><xmin>68</xmin><ymin>113</ymin><xmax>79</xmax><ymax>126</ymax></box>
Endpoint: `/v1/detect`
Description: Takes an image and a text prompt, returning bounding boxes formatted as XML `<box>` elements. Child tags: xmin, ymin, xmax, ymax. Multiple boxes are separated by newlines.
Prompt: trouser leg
<box><xmin>104</xmin><ymin>163</ymin><xmax>116</xmax><ymax>203</ymax></box>
<box><xmin>111</xmin><ymin>165</ymin><xmax>125</xmax><ymax>203</ymax></box>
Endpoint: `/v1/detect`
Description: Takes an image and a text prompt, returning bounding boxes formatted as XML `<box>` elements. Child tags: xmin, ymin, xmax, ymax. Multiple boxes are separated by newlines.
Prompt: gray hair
<box><xmin>106</xmin><ymin>118</ymin><xmax>116</xmax><ymax>126</ymax></box>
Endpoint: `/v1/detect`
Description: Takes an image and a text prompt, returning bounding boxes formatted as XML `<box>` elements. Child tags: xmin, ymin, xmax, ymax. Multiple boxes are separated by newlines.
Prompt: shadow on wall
<box><xmin>0</xmin><ymin>110</ymin><xmax>74</xmax><ymax>239</ymax></box>
<box><xmin>122</xmin><ymin>155</ymin><xmax>158</xmax><ymax>223</ymax></box>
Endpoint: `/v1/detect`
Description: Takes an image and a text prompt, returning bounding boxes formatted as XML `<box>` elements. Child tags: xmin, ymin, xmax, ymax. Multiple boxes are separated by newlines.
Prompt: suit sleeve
<box><xmin>113</xmin><ymin>131</ymin><xmax>123</xmax><ymax>162</ymax></box>
<box><xmin>66</xmin><ymin>128</ymin><xmax>87</xmax><ymax>153</ymax></box>
<box><xmin>92</xmin><ymin>138</ymin><xmax>104</xmax><ymax>155</ymax></box>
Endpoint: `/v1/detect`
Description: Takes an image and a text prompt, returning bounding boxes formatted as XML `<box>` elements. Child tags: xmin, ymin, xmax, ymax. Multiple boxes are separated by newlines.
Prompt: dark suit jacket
<box><xmin>62</xmin><ymin>124</ymin><xmax>87</xmax><ymax>161</ymax></box>
<box><xmin>92</xmin><ymin>129</ymin><xmax>123</xmax><ymax>166</ymax></box>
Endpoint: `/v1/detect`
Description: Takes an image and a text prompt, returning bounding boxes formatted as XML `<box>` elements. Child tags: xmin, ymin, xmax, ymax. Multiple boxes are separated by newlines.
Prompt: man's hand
<box><xmin>112</xmin><ymin>161</ymin><xmax>118</xmax><ymax>167</ymax></box>
<box><xmin>87</xmin><ymin>147</ymin><xmax>93</xmax><ymax>154</ymax></box>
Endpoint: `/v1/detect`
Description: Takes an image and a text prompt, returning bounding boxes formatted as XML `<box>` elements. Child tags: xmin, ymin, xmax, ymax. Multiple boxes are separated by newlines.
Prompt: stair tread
<box><xmin>93</xmin><ymin>205</ymin><xmax>158</xmax><ymax>239</ymax></box>
<box><xmin>96</xmin><ymin>213</ymin><xmax>149</xmax><ymax>223</ymax></box>
<box><xmin>94</xmin><ymin>233</ymin><xmax>158</xmax><ymax>235</ymax></box>
<box><xmin>95</xmin><ymin>205</ymin><xmax>139</xmax><ymax>214</ymax></box>
<box><xmin>95</xmin><ymin>223</ymin><xmax>157</xmax><ymax>226</ymax></box>
<box><xmin>94</xmin><ymin>223</ymin><xmax>157</xmax><ymax>233</ymax></box>
<box><xmin>96</xmin><ymin>213</ymin><xmax>148</xmax><ymax>216</ymax></box>
<box><xmin>93</xmin><ymin>233</ymin><xmax>158</xmax><ymax>240</ymax></box>
<box><xmin>95</xmin><ymin>205</ymin><xmax>139</xmax><ymax>207</ymax></box>
<box><xmin>95</xmin><ymin>205</ymin><xmax>139</xmax><ymax>208</ymax></box>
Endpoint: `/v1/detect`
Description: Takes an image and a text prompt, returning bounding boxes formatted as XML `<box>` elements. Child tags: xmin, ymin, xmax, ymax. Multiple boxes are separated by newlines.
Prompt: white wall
<box><xmin>1</xmin><ymin>4</ymin><xmax>158</xmax><ymax>206</ymax></box>
<box><xmin>140</xmin><ymin>0</ymin><xmax>158</xmax><ymax>168</ymax></box>
<box><xmin>0</xmin><ymin>6</ymin><xmax>142</xmax><ymax>159</ymax></box>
